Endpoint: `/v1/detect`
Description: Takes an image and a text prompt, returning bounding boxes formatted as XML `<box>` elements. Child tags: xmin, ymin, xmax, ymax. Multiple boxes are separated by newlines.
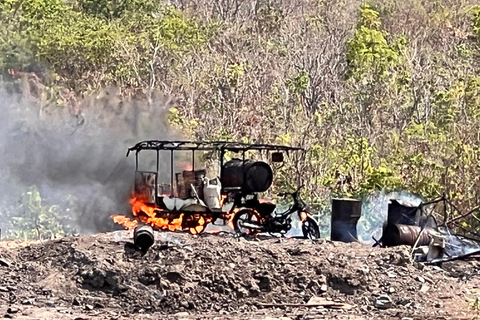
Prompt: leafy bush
<box><xmin>346</xmin><ymin>3</ymin><xmax>406</xmax><ymax>79</ymax></box>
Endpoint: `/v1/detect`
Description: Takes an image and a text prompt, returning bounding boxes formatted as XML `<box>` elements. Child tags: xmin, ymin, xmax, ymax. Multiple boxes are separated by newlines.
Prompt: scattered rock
<box><xmin>6</xmin><ymin>307</ymin><xmax>18</xmax><ymax>314</ymax></box>
<box><xmin>236</xmin><ymin>287</ymin><xmax>249</xmax><ymax>298</ymax></box>
<box><xmin>0</xmin><ymin>259</ymin><xmax>11</xmax><ymax>267</ymax></box>
<box><xmin>0</xmin><ymin>230</ymin><xmax>474</xmax><ymax>319</ymax></box>
<box><xmin>165</xmin><ymin>271</ymin><xmax>184</xmax><ymax>284</ymax></box>
<box><xmin>257</xmin><ymin>276</ymin><xmax>272</xmax><ymax>292</ymax></box>
<box><xmin>81</xmin><ymin>269</ymin><xmax>106</xmax><ymax>288</ymax></box>
<box><xmin>419</xmin><ymin>285</ymin><xmax>430</xmax><ymax>293</ymax></box>
<box><xmin>374</xmin><ymin>295</ymin><xmax>393</xmax><ymax>309</ymax></box>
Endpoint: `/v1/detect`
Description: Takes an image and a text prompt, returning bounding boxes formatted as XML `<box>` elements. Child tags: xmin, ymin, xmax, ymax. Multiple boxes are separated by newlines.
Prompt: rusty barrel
<box><xmin>221</xmin><ymin>159</ymin><xmax>273</xmax><ymax>193</ymax></box>
<box><xmin>134</xmin><ymin>225</ymin><xmax>155</xmax><ymax>251</ymax></box>
<box><xmin>330</xmin><ymin>198</ymin><xmax>362</xmax><ymax>243</ymax></box>
<box><xmin>382</xmin><ymin>224</ymin><xmax>437</xmax><ymax>247</ymax></box>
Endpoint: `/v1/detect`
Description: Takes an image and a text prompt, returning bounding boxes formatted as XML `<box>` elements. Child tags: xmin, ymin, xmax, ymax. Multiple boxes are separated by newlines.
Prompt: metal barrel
<box><xmin>221</xmin><ymin>159</ymin><xmax>273</xmax><ymax>193</ymax></box>
<box><xmin>382</xmin><ymin>224</ymin><xmax>436</xmax><ymax>247</ymax></box>
<box><xmin>134</xmin><ymin>225</ymin><xmax>155</xmax><ymax>251</ymax></box>
<box><xmin>387</xmin><ymin>199</ymin><xmax>421</xmax><ymax>226</ymax></box>
<box><xmin>330</xmin><ymin>198</ymin><xmax>362</xmax><ymax>242</ymax></box>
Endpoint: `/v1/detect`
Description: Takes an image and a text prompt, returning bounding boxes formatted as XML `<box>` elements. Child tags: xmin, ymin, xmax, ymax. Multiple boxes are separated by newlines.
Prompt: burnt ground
<box><xmin>0</xmin><ymin>231</ymin><xmax>479</xmax><ymax>320</ymax></box>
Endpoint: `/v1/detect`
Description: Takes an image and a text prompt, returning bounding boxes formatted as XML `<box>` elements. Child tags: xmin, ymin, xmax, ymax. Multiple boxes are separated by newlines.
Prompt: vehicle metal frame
<box><xmin>126</xmin><ymin>140</ymin><xmax>304</xmax><ymax>232</ymax></box>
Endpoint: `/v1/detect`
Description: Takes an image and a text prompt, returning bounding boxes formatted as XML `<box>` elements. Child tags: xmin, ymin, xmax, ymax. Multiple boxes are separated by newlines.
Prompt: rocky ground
<box><xmin>0</xmin><ymin>230</ymin><xmax>479</xmax><ymax>320</ymax></box>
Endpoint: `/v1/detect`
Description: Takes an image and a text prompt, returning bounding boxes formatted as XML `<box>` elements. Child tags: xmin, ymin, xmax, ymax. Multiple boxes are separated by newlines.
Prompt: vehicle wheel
<box><xmin>302</xmin><ymin>217</ymin><xmax>320</xmax><ymax>240</ymax></box>
<box><xmin>183</xmin><ymin>213</ymin><xmax>210</xmax><ymax>235</ymax></box>
<box><xmin>232</xmin><ymin>209</ymin><xmax>262</xmax><ymax>236</ymax></box>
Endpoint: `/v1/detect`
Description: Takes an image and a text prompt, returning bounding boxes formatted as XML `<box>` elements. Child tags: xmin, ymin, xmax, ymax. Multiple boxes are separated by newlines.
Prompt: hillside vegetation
<box><xmin>1</xmin><ymin>0</ymin><xmax>480</xmax><ymax>237</ymax></box>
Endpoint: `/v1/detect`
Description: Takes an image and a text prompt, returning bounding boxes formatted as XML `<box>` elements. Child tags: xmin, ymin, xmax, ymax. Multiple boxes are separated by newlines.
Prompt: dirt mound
<box><xmin>0</xmin><ymin>231</ymin><xmax>479</xmax><ymax>319</ymax></box>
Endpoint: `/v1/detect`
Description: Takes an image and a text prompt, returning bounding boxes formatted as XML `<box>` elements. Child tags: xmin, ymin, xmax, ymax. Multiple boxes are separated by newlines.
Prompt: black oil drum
<box><xmin>330</xmin><ymin>198</ymin><xmax>362</xmax><ymax>243</ymax></box>
<box><xmin>221</xmin><ymin>159</ymin><xmax>273</xmax><ymax>193</ymax></box>
<box><xmin>387</xmin><ymin>199</ymin><xmax>421</xmax><ymax>226</ymax></box>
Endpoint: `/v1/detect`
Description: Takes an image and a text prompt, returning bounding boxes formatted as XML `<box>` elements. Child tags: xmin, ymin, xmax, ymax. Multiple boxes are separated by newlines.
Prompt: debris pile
<box><xmin>0</xmin><ymin>231</ymin><xmax>479</xmax><ymax>319</ymax></box>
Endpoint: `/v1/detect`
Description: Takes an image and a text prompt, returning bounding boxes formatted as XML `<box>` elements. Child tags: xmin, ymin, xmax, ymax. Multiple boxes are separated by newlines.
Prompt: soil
<box><xmin>0</xmin><ymin>230</ymin><xmax>479</xmax><ymax>320</ymax></box>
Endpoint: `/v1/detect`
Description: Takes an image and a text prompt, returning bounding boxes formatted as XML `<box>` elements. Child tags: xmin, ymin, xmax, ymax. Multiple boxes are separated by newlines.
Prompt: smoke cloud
<box><xmin>0</xmin><ymin>82</ymin><xmax>178</xmax><ymax>235</ymax></box>
<box><xmin>357</xmin><ymin>190</ymin><xmax>422</xmax><ymax>244</ymax></box>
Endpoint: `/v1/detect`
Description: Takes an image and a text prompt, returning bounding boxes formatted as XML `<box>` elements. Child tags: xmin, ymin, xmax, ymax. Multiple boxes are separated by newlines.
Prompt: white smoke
<box><xmin>357</xmin><ymin>190</ymin><xmax>423</xmax><ymax>244</ymax></box>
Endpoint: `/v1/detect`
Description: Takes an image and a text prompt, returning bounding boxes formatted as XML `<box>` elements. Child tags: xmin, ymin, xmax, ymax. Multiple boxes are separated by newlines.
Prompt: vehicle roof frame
<box><xmin>126</xmin><ymin>140</ymin><xmax>304</xmax><ymax>196</ymax></box>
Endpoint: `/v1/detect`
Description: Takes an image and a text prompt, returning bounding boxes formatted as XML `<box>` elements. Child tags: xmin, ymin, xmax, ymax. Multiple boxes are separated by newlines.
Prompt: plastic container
<box><xmin>203</xmin><ymin>178</ymin><xmax>222</xmax><ymax>209</ymax></box>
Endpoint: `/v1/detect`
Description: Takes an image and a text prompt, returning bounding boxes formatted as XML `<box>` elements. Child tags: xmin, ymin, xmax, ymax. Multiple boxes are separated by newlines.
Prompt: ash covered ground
<box><xmin>0</xmin><ymin>231</ymin><xmax>479</xmax><ymax>320</ymax></box>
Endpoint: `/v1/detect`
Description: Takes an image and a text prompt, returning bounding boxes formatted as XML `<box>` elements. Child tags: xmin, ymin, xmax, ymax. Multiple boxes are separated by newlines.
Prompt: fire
<box><xmin>226</xmin><ymin>209</ymin><xmax>238</xmax><ymax>230</ymax></box>
<box><xmin>130</xmin><ymin>197</ymin><xmax>184</xmax><ymax>231</ymax></box>
<box><xmin>258</xmin><ymin>198</ymin><xmax>274</xmax><ymax>204</ymax></box>
<box><xmin>111</xmin><ymin>215</ymin><xmax>138</xmax><ymax>229</ymax></box>
<box><xmin>300</xmin><ymin>211</ymin><xmax>308</xmax><ymax>222</ymax></box>
<box><xmin>219</xmin><ymin>194</ymin><xmax>228</xmax><ymax>207</ymax></box>
<box><xmin>113</xmin><ymin>196</ymin><xmax>213</xmax><ymax>234</ymax></box>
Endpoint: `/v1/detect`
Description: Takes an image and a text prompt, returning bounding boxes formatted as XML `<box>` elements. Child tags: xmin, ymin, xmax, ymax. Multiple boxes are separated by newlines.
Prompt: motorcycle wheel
<box><xmin>232</xmin><ymin>209</ymin><xmax>262</xmax><ymax>236</ymax></box>
<box><xmin>302</xmin><ymin>217</ymin><xmax>320</xmax><ymax>240</ymax></box>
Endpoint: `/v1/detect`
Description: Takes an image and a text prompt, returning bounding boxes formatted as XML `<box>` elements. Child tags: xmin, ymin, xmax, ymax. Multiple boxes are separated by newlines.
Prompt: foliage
<box><xmin>473</xmin><ymin>5</ymin><xmax>480</xmax><ymax>38</ymax></box>
<box><xmin>2</xmin><ymin>0</ymin><xmax>480</xmax><ymax>237</ymax></box>
<box><xmin>346</xmin><ymin>3</ymin><xmax>406</xmax><ymax>79</ymax></box>
<box><xmin>0</xmin><ymin>0</ymin><xmax>215</xmax><ymax>92</ymax></box>
<box><xmin>76</xmin><ymin>0</ymin><xmax>158</xmax><ymax>20</ymax></box>
<box><xmin>8</xmin><ymin>186</ymin><xmax>68</xmax><ymax>240</ymax></box>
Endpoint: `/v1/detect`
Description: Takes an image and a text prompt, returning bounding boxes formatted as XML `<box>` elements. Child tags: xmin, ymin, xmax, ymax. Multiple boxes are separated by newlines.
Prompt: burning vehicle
<box><xmin>112</xmin><ymin>140</ymin><xmax>320</xmax><ymax>239</ymax></box>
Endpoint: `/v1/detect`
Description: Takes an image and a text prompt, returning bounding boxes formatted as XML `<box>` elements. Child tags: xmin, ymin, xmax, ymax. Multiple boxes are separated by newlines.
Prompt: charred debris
<box><xmin>118</xmin><ymin>140</ymin><xmax>480</xmax><ymax>265</ymax></box>
<box><xmin>331</xmin><ymin>195</ymin><xmax>480</xmax><ymax>265</ymax></box>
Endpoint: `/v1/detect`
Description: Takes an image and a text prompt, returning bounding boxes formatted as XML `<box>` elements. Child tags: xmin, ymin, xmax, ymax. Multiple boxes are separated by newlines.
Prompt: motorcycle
<box><xmin>231</xmin><ymin>185</ymin><xmax>320</xmax><ymax>239</ymax></box>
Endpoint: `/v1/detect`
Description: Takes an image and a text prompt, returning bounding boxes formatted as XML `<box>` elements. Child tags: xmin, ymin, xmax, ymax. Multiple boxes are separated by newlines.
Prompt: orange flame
<box><xmin>113</xmin><ymin>196</ymin><xmax>213</xmax><ymax>234</ymax></box>
<box><xmin>226</xmin><ymin>209</ymin><xmax>238</xmax><ymax>230</ymax></box>
<box><xmin>111</xmin><ymin>214</ymin><xmax>138</xmax><ymax>229</ymax></box>
<box><xmin>130</xmin><ymin>197</ymin><xmax>184</xmax><ymax>232</ymax></box>
<box><xmin>219</xmin><ymin>194</ymin><xmax>228</xmax><ymax>207</ymax></box>
<box><xmin>300</xmin><ymin>211</ymin><xmax>308</xmax><ymax>222</ymax></box>
<box><xmin>258</xmin><ymin>198</ymin><xmax>274</xmax><ymax>204</ymax></box>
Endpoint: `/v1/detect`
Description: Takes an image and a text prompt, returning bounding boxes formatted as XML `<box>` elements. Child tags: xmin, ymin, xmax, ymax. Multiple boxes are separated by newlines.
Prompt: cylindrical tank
<box><xmin>382</xmin><ymin>224</ymin><xmax>437</xmax><ymax>247</ymax></box>
<box><xmin>330</xmin><ymin>198</ymin><xmax>362</xmax><ymax>243</ymax></box>
<box><xmin>203</xmin><ymin>178</ymin><xmax>222</xmax><ymax>209</ymax></box>
<box><xmin>221</xmin><ymin>159</ymin><xmax>273</xmax><ymax>193</ymax></box>
<box><xmin>387</xmin><ymin>199</ymin><xmax>421</xmax><ymax>226</ymax></box>
<box><xmin>134</xmin><ymin>225</ymin><xmax>154</xmax><ymax>252</ymax></box>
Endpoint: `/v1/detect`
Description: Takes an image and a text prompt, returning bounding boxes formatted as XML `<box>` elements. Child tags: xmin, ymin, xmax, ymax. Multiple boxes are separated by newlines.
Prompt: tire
<box><xmin>232</xmin><ymin>209</ymin><xmax>263</xmax><ymax>236</ymax></box>
<box><xmin>302</xmin><ymin>217</ymin><xmax>320</xmax><ymax>240</ymax></box>
<box><xmin>183</xmin><ymin>213</ymin><xmax>210</xmax><ymax>235</ymax></box>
